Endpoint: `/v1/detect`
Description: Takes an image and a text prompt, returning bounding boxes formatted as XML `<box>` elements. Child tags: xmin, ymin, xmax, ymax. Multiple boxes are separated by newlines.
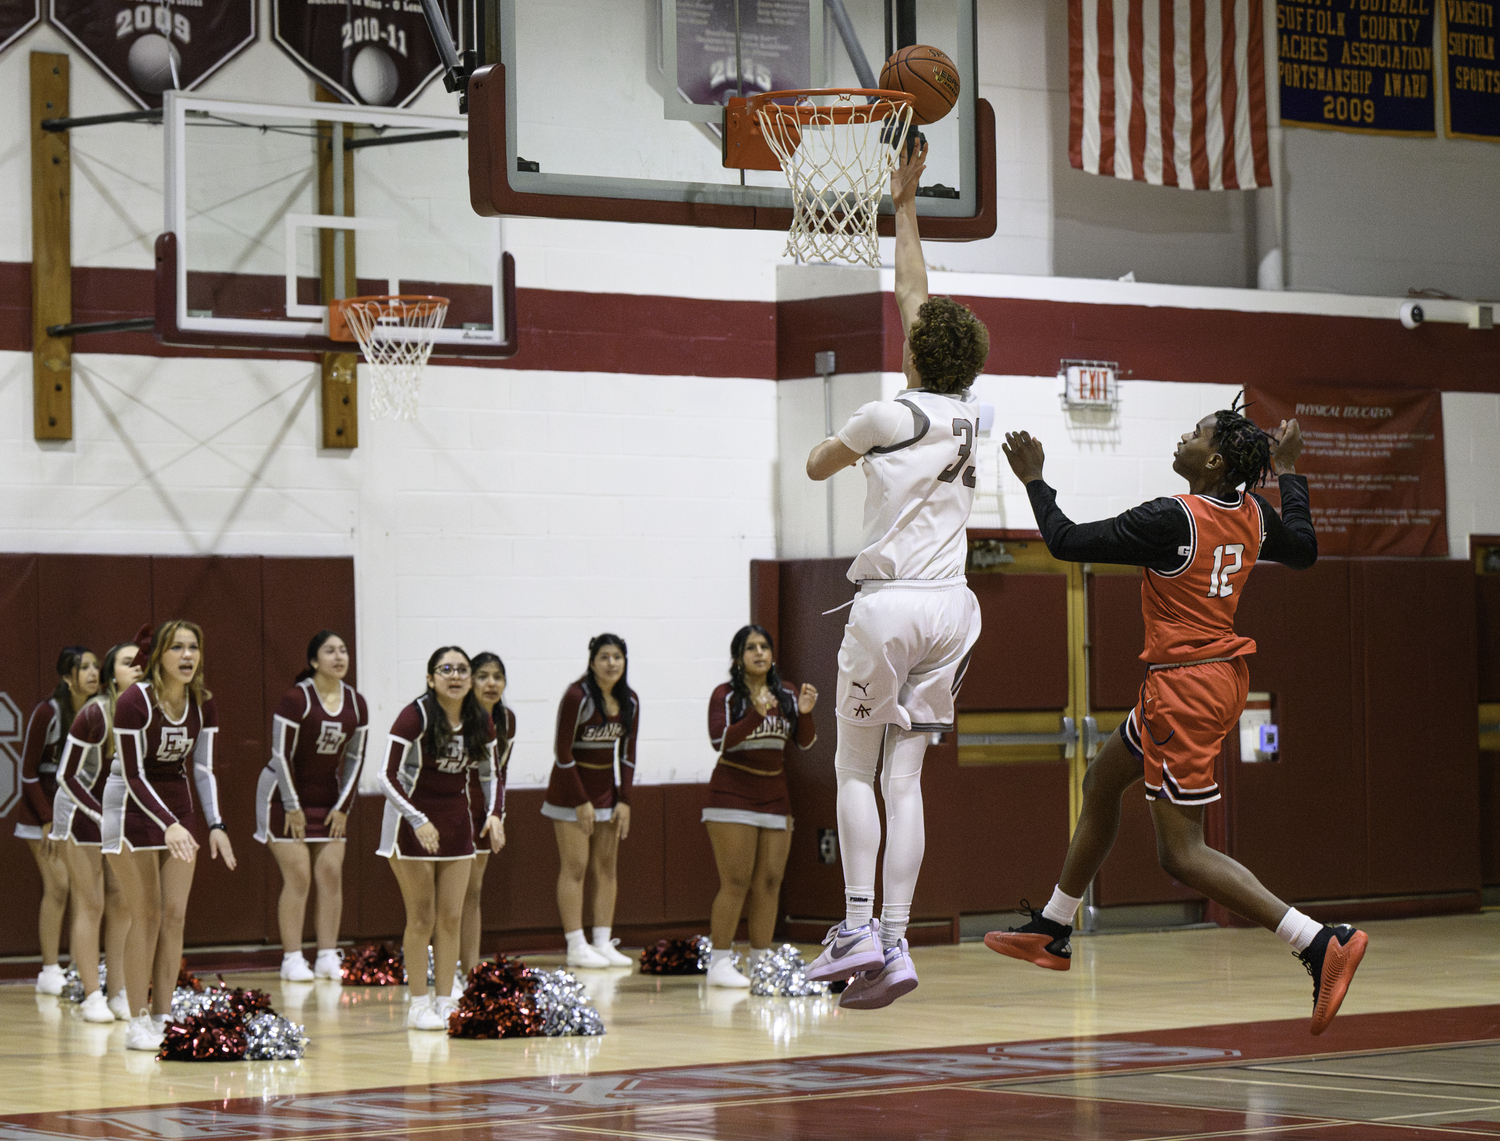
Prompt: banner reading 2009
<box><xmin>1278</xmin><ymin>0</ymin><xmax>1436</xmax><ymax>136</ymax></box>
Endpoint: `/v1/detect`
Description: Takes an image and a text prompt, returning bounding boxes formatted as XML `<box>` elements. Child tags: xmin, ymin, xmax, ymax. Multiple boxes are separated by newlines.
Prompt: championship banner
<box><xmin>1278</xmin><ymin>0</ymin><xmax>1435</xmax><ymax>136</ymax></box>
<box><xmin>1246</xmin><ymin>384</ymin><xmax>1446</xmax><ymax>557</ymax></box>
<box><xmin>49</xmin><ymin>0</ymin><xmax>256</xmax><ymax>109</ymax></box>
<box><xmin>272</xmin><ymin>0</ymin><xmax>461</xmax><ymax>107</ymax></box>
<box><xmin>1</xmin><ymin>0</ymin><xmax>40</xmax><ymax>56</ymax></box>
<box><xmin>1444</xmin><ymin>0</ymin><xmax>1500</xmax><ymax>140</ymax></box>
<box><xmin>675</xmin><ymin>0</ymin><xmax>810</xmax><ymax>105</ymax></box>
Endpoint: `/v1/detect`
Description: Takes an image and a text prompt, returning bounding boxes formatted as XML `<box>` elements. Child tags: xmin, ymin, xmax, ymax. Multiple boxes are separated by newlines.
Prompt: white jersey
<box><xmin>836</xmin><ymin>387</ymin><xmax>979</xmax><ymax>582</ymax></box>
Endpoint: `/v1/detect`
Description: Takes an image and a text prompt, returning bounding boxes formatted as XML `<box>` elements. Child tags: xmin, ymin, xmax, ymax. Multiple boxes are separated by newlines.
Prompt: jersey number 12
<box><xmin>938</xmin><ymin>419</ymin><xmax>977</xmax><ymax>488</ymax></box>
<box><xmin>1207</xmin><ymin>543</ymin><xmax>1244</xmax><ymax>597</ymax></box>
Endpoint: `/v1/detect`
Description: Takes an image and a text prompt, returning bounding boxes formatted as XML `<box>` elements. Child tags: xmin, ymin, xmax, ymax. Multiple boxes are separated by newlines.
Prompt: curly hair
<box><xmin>1211</xmin><ymin>394</ymin><xmax>1274</xmax><ymax>490</ymax></box>
<box><xmin>908</xmin><ymin>297</ymin><xmax>990</xmax><ymax>394</ymax></box>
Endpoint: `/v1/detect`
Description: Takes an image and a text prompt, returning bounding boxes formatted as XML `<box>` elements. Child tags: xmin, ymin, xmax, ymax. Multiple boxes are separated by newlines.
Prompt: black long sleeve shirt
<box><xmin>1024</xmin><ymin>474</ymin><xmax>1317</xmax><ymax>573</ymax></box>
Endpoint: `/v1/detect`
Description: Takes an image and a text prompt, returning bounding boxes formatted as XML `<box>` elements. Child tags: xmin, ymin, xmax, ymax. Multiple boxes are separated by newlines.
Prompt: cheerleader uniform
<box><xmin>702</xmin><ymin>683</ymin><xmax>816</xmax><ymax>830</ymax></box>
<box><xmin>541</xmin><ymin>682</ymin><xmax>639</xmax><ymax>823</ymax></box>
<box><xmin>52</xmin><ymin>699</ymin><xmax>112</xmax><ymax>845</ymax></box>
<box><xmin>254</xmin><ymin>679</ymin><xmax>369</xmax><ymax>843</ymax></box>
<box><xmin>469</xmin><ymin>705</ymin><xmax>514</xmax><ymax>842</ymax></box>
<box><xmin>377</xmin><ymin>699</ymin><xmax>497</xmax><ymax>861</ymax></box>
<box><xmin>14</xmin><ymin>699</ymin><xmax>64</xmax><ymax>840</ymax></box>
<box><xmin>101</xmin><ymin>682</ymin><xmax>222</xmax><ymax>852</ymax></box>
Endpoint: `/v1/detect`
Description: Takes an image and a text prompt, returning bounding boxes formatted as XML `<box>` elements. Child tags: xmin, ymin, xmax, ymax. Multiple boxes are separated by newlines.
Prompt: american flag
<box><xmin>1069</xmin><ymin>0</ymin><xmax>1272</xmax><ymax>190</ymax></box>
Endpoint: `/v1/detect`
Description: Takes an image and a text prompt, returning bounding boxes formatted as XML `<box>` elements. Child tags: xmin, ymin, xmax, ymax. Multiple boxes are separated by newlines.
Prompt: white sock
<box><xmin>843</xmin><ymin>888</ymin><xmax>875</xmax><ymax>929</ymax></box>
<box><xmin>1275</xmin><ymin>908</ymin><xmax>1321</xmax><ymax>953</ymax></box>
<box><xmin>592</xmin><ymin>926</ymin><xmax>612</xmax><ymax>946</ymax></box>
<box><xmin>283</xmin><ymin>951</ymin><xmax>306</xmax><ymax>962</ymax></box>
<box><xmin>1042</xmin><ymin>886</ymin><xmax>1083</xmax><ymax>926</ymax></box>
<box><xmin>710</xmin><ymin>948</ymin><xmax>732</xmax><ymax>965</ymax></box>
<box><xmin>879</xmin><ymin>903</ymin><xmax>910</xmax><ymax>949</ymax></box>
<box><xmin>835</xmin><ymin>719</ymin><xmax>887</xmax><ymax>930</ymax></box>
<box><xmin>565</xmin><ymin>928</ymin><xmax>588</xmax><ymax>952</ymax></box>
<box><xmin>878</xmin><ymin>727</ymin><xmax>929</xmax><ymax>949</ymax></box>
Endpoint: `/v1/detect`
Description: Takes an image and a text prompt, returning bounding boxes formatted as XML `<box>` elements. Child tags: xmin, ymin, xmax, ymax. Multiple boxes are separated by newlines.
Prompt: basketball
<box><xmin>879</xmin><ymin>45</ymin><xmax>961</xmax><ymax>125</ymax></box>
<box><xmin>126</xmin><ymin>33</ymin><xmax>180</xmax><ymax>95</ymax></box>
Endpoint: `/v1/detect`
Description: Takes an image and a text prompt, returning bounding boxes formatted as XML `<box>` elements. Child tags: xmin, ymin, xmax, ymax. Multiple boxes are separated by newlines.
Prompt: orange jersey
<box><xmin>1141</xmin><ymin>492</ymin><xmax>1263</xmax><ymax>664</ymax></box>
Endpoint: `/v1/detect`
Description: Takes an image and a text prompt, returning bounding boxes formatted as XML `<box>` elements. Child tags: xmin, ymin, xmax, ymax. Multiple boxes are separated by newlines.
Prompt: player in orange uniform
<box><xmin>987</xmin><ymin>404</ymin><xmax>1367</xmax><ymax>1036</ymax></box>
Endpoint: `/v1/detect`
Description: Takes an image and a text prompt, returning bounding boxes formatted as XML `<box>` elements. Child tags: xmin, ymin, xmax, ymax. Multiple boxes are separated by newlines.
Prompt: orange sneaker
<box><xmin>983</xmin><ymin>904</ymin><xmax>1071</xmax><ymax>971</ymax></box>
<box><xmin>1298</xmin><ymin>924</ymin><xmax>1368</xmax><ymax>1035</ymax></box>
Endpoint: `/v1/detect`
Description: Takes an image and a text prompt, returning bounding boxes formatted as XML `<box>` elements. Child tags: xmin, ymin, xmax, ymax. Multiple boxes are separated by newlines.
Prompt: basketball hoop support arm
<box><xmin>416</xmin><ymin>0</ymin><xmax>476</xmax><ymax>112</ymax></box>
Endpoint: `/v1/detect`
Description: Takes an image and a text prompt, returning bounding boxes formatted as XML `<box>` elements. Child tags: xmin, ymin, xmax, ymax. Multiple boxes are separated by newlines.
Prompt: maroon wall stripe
<box><xmin>1098</xmin><ymin>0</ymin><xmax>1118</xmax><ymax>176</ymax></box>
<box><xmin>1160</xmin><ymin>0</ymin><xmax>1180</xmax><ymax>187</ymax></box>
<box><xmin>1068</xmin><ymin>0</ymin><xmax>1086</xmax><ymax>170</ymax></box>
<box><xmin>1218</xmin><ymin>0</ymin><xmax>1240</xmax><ymax>190</ymax></box>
<box><xmin>3</xmin><ymin>262</ymin><xmax>1499</xmax><ymax>392</ymax></box>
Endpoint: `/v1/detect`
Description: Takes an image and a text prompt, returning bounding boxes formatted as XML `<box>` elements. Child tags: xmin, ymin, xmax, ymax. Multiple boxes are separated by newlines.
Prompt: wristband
<box><xmin>208</xmin><ymin>822</ymin><xmax>226</xmax><ymax>832</ymax></box>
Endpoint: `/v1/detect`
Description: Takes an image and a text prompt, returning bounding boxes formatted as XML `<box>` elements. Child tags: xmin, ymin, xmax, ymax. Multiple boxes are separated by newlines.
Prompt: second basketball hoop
<box><xmin>328</xmin><ymin>295</ymin><xmax>450</xmax><ymax>420</ymax></box>
<box><xmin>724</xmin><ymin>89</ymin><xmax>915</xmax><ymax>268</ymax></box>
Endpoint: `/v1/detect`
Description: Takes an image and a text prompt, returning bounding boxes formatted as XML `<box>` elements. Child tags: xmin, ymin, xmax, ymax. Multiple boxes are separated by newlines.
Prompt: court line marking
<box><xmin>1160</xmin><ymin>1073</ymin><xmax>1500</xmax><ymax>1103</ymax></box>
<box><xmin>1248</xmin><ymin>1065</ymin><xmax>1500</xmax><ymax>1092</ymax></box>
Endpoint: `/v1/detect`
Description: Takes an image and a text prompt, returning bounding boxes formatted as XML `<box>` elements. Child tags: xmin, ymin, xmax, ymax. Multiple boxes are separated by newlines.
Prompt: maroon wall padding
<box><xmin>1478</xmin><ymin>576</ymin><xmax>1500</xmax><ymax>703</ymax></box>
<box><xmin>662</xmin><ymin>782</ymin><xmax>721</xmax><ymax>923</ymax></box>
<box><xmin>1481</xmin><ymin>752</ymin><xmax>1500</xmax><ymax>887</ymax></box>
<box><xmin>0</xmin><ymin>556</ymin><xmax>42</xmax><ymax>955</ymax></box>
<box><xmin>1092</xmin><ymin>786</ymin><xmax>1206</xmax><ymax>907</ymax></box>
<box><xmin>1355</xmin><ymin>560</ymin><xmax>1480</xmax><ymax>896</ymax></box>
<box><xmin>1223</xmin><ymin>562</ymin><xmax>1368</xmax><ymax>904</ymax></box>
<box><xmin>1088</xmin><ymin>572</ymin><xmax>1145</xmax><ymax>711</ymax></box>
<box><xmin>776</xmin><ymin>294</ymin><xmax>885</xmax><ymax>379</ymax></box>
<box><xmin>35</xmin><ymin>556</ymin><xmax>154</xmax><ymax>693</ymax></box>
<box><xmin>959</xmin><ymin>574</ymin><xmax>1069</xmax><ymax>711</ymax></box>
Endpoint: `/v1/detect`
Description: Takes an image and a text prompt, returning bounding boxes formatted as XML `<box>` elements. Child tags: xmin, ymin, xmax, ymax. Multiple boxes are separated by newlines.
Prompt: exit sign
<box><xmin>1064</xmin><ymin>363</ymin><xmax>1117</xmax><ymax>407</ymax></box>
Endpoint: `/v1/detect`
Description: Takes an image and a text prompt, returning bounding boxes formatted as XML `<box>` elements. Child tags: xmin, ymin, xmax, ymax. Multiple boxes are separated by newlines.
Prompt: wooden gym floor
<box><xmin>1</xmin><ymin>910</ymin><xmax>1497</xmax><ymax>1139</ymax></box>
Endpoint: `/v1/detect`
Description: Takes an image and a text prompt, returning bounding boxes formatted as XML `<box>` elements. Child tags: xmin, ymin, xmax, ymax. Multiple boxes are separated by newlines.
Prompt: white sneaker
<box><xmin>453</xmin><ymin>971</ymin><xmax>468</xmax><ymax>996</ymax></box>
<box><xmin>108</xmin><ymin>992</ymin><xmax>131</xmax><ymax>1022</ymax></box>
<box><xmin>433</xmin><ymin>994</ymin><xmax>458</xmax><ymax>1025</ymax></box>
<box><xmin>124</xmin><ymin>1012</ymin><xmax>164</xmax><ymax>1051</ymax></box>
<box><xmin>280</xmin><ymin>955</ymin><xmax>315</xmax><ymax>982</ymax></box>
<box><xmin>566</xmin><ymin>942</ymin><xmax>612</xmax><ymax>969</ymax></box>
<box><xmin>80</xmin><ymin>990</ymin><xmax>115</xmax><ymax>1024</ymax></box>
<box><xmin>591</xmin><ymin>938</ymin><xmax>633</xmax><ymax>967</ymax></box>
<box><xmin>706</xmin><ymin>956</ymin><xmax>751</xmax><ymax>989</ymax></box>
<box><xmin>406</xmin><ymin>995</ymin><xmax>446</xmax><ymax>1031</ymax></box>
<box><xmin>313</xmin><ymin>949</ymin><xmax>343</xmax><ymax>980</ymax></box>
<box><xmin>35</xmin><ymin>964</ymin><xmax>66</xmax><ymax>996</ymax></box>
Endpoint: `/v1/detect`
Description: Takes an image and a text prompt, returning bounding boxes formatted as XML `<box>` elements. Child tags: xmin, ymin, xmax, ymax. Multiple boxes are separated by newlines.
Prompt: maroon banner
<box><xmin>1</xmin><ymin>0</ymin><xmax>40</xmax><ymax>55</ymax></box>
<box><xmin>49</xmin><ymin>0</ymin><xmax>257</xmax><ymax>109</ymax></box>
<box><xmin>1246</xmin><ymin>384</ymin><xmax>1446</xmax><ymax>557</ymax></box>
<box><xmin>272</xmin><ymin>0</ymin><xmax>460</xmax><ymax>107</ymax></box>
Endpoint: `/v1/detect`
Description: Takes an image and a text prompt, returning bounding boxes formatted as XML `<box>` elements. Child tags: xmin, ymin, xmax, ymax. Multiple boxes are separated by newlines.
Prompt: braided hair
<box><xmin>727</xmin><ymin>625</ymin><xmax>796</xmax><ymax>724</ymax></box>
<box><xmin>1211</xmin><ymin>393</ymin><xmax>1275</xmax><ymax>490</ymax></box>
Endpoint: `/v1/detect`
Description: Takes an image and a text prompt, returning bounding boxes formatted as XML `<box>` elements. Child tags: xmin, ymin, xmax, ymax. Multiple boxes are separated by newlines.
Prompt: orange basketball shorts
<box><xmin>1120</xmin><ymin>656</ymin><xmax>1249</xmax><ymax>806</ymax></box>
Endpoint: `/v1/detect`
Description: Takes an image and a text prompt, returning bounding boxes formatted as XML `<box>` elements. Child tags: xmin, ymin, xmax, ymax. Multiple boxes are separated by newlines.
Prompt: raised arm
<box><xmin>709</xmin><ymin>685</ymin><xmax>765</xmax><ymax>754</ymax></box>
<box><xmin>892</xmin><ymin>140</ymin><xmax>929</xmax><ymax>338</ymax></box>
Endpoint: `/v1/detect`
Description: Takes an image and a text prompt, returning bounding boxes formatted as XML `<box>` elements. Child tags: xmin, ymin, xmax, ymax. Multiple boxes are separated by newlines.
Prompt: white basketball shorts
<box><xmin>835</xmin><ymin>578</ymin><xmax>980</xmax><ymax>732</ymax></box>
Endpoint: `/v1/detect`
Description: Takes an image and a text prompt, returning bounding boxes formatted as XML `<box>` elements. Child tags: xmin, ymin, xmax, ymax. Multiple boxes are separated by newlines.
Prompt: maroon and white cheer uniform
<box><xmin>702</xmin><ymin>682</ymin><xmax>816</xmax><ymax>830</ymax></box>
<box><xmin>540</xmin><ymin>682</ymin><xmax>638</xmax><ymax>823</ymax></box>
<box><xmin>469</xmin><ymin>705</ymin><xmax>514</xmax><ymax>841</ymax></box>
<box><xmin>254</xmin><ymin>679</ymin><xmax>369</xmax><ymax>843</ymax></box>
<box><xmin>52</xmin><ymin>699</ymin><xmax>113</xmax><ymax>845</ymax></box>
<box><xmin>14</xmin><ymin>699</ymin><xmax>64</xmax><ymax>840</ymax></box>
<box><xmin>377</xmin><ymin>699</ymin><xmax>497</xmax><ymax>860</ymax></box>
<box><xmin>101</xmin><ymin>682</ymin><xmax>222</xmax><ymax>852</ymax></box>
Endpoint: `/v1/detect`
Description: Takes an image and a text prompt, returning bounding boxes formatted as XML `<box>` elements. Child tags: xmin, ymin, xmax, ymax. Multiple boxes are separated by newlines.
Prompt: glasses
<box><xmin>434</xmin><ymin>665</ymin><xmax>471</xmax><ymax>678</ymax></box>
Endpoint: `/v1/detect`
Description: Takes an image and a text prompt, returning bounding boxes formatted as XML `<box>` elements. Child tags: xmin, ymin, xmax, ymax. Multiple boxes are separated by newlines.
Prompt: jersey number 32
<box><xmin>938</xmin><ymin>419</ymin><xmax>977</xmax><ymax>488</ymax></box>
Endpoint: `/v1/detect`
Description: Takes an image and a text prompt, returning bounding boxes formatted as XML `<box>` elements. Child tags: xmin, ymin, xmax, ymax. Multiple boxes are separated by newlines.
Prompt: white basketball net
<box><xmin>757</xmin><ymin>93</ymin><xmax>914</xmax><ymax>267</ymax></box>
<box><xmin>340</xmin><ymin>296</ymin><xmax>449</xmax><ymax>420</ymax></box>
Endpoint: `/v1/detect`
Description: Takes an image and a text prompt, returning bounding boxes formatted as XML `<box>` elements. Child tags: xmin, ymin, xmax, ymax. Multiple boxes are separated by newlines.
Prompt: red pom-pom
<box><xmin>177</xmin><ymin>958</ymin><xmax>203</xmax><ymax>992</ymax></box>
<box><xmin>639</xmin><ymin>937</ymin><xmax>708</xmax><ymax>975</ymax></box>
<box><xmin>158</xmin><ymin>1013</ymin><xmax>247</xmax><ymax>1061</ymax></box>
<box><xmin>447</xmin><ymin>954</ymin><xmax>544</xmax><ymax>1039</ymax></box>
<box><xmin>341</xmin><ymin>943</ymin><xmax>407</xmax><ymax>986</ymax></box>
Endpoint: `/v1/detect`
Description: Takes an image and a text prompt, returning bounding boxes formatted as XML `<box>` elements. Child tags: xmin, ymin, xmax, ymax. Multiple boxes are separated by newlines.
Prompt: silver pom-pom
<box><xmin>693</xmin><ymin>935</ymin><xmax>712</xmax><ymax>973</ymax></box>
<box><xmin>528</xmin><ymin>969</ymin><xmax>605</xmax><ymax>1036</ymax></box>
<box><xmin>61</xmin><ymin>960</ymin><xmax>107</xmax><ymax>1004</ymax></box>
<box><xmin>750</xmin><ymin>944</ymin><xmax>829</xmax><ymax>997</ymax></box>
<box><xmin>171</xmin><ymin>986</ymin><xmax>224</xmax><ymax>1021</ymax></box>
<box><xmin>244</xmin><ymin>1013</ymin><xmax>307</xmax><ymax>1060</ymax></box>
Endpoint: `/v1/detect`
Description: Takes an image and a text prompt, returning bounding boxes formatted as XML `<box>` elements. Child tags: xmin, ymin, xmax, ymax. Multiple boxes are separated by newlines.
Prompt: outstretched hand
<box><xmin>890</xmin><ymin>139</ymin><xmax>928</xmax><ymax>210</ymax></box>
<box><xmin>1270</xmin><ymin>418</ymin><xmax>1303</xmax><ymax>476</ymax></box>
<box><xmin>1002</xmin><ymin>431</ymin><xmax>1046</xmax><ymax>485</ymax></box>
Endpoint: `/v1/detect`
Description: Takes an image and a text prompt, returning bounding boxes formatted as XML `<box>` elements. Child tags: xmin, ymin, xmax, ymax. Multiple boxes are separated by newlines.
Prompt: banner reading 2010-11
<box><xmin>1278</xmin><ymin>0</ymin><xmax>1436</xmax><ymax>136</ymax></box>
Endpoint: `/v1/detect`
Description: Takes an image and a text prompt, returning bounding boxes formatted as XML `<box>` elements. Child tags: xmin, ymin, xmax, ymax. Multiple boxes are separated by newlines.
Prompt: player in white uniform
<box><xmin>803</xmin><ymin>143</ymin><xmax>991</xmax><ymax>1009</ymax></box>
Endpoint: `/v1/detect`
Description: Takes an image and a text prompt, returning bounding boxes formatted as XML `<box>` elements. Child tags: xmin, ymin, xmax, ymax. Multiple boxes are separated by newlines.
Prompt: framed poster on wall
<box><xmin>1277</xmin><ymin>0</ymin><xmax>1436</xmax><ymax>136</ymax></box>
<box><xmin>49</xmin><ymin>0</ymin><xmax>257</xmax><ymax>109</ymax></box>
<box><xmin>1</xmin><ymin>0</ymin><xmax>41</xmax><ymax>56</ymax></box>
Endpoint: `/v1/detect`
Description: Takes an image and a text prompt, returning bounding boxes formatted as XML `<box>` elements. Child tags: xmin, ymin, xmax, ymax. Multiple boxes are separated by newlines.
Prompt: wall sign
<box><xmin>675</xmin><ymin>0</ymin><xmax>810</xmax><ymax>105</ymax></box>
<box><xmin>1</xmin><ymin>0</ymin><xmax>40</xmax><ymax>56</ymax></box>
<box><xmin>1444</xmin><ymin>0</ymin><xmax>1499</xmax><ymax>140</ymax></box>
<box><xmin>49</xmin><ymin>0</ymin><xmax>257</xmax><ymax>109</ymax></box>
<box><xmin>1246</xmin><ymin>383</ymin><xmax>1446</xmax><ymax>557</ymax></box>
<box><xmin>1278</xmin><ymin>0</ymin><xmax>1436</xmax><ymax>136</ymax></box>
<box><xmin>273</xmin><ymin>0</ymin><xmax>461</xmax><ymax>107</ymax></box>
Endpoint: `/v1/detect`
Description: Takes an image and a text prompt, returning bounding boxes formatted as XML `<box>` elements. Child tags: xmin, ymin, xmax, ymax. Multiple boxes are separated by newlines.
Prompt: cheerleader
<box><xmin>460</xmin><ymin>651</ymin><xmax>512</xmax><ymax>982</ymax></box>
<box><xmin>377</xmin><ymin>647</ymin><xmax>500</xmax><ymax>1031</ymax></box>
<box><xmin>19</xmin><ymin>646</ymin><xmax>98</xmax><ymax>996</ymax></box>
<box><xmin>254</xmin><ymin>630</ymin><xmax>369</xmax><ymax>981</ymax></box>
<box><xmin>542</xmin><ymin>634</ymin><xmax>638</xmax><ymax>969</ymax></box>
<box><xmin>103</xmin><ymin>622</ymin><xmax>237</xmax><ymax>1052</ymax></box>
<box><xmin>702</xmin><ymin>626</ymin><xmax>817</xmax><ymax>987</ymax></box>
<box><xmin>53</xmin><ymin>640</ymin><xmax>143</xmax><ymax>1022</ymax></box>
